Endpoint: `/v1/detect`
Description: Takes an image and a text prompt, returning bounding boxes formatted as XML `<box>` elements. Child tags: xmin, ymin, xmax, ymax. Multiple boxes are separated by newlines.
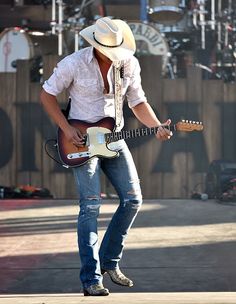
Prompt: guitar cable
<box><xmin>44</xmin><ymin>139</ymin><xmax>69</xmax><ymax>168</ymax></box>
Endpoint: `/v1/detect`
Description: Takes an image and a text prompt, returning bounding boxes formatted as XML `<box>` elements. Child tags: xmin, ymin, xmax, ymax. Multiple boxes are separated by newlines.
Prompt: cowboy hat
<box><xmin>79</xmin><ymin>17</ymin><xmax>136</xmax><ymax>61</ymax></box>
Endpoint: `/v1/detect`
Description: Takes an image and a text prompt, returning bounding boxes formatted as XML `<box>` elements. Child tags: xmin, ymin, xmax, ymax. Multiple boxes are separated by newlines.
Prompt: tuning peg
<box><xmin>182</xmin><ymin>119</ymin><xmax>185</xmax><ymax>122</ymax></box>
<box><xmin>193</xmin><ymin>121</ymin><xmax>196</xmax><ymax>124</ymax></box>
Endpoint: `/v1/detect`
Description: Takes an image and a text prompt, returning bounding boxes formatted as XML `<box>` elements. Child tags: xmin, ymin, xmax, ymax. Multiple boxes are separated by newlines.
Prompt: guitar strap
<box><xmin>113</xmin><ymin>61</ymin><xmax>123</xmax><ymax>131</ymax></box>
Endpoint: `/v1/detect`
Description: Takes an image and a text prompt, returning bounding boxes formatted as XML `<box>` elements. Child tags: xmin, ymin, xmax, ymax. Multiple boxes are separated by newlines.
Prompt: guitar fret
<box><xmin>126</xmin><ymin>131</ymin><xmax>131</xmax><ymax>138</ymax></box>
<box><xmin>136</xmin><ymin>129</ymin><xmax>140</xmax><ymax>137</ymax></box>
<box><xmin>108</xmin><ymin>133</ymin><xmax>112</xmax><ymax>142</ymax></box>
<box><xmin>107</xmin><ymin>125</ymin><xmax>166</xmax><ymax>142</ymax></box>
<box><xmin>122</xmin><ymin>130</ymin><xmax>125</xmax><ymax>139</ymax></box>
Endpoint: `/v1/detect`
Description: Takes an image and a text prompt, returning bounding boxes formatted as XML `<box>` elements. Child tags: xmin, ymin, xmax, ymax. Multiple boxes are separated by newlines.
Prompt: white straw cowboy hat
<box><xmin>79</xmin><ymin>17</ymin><xmax>136</xmax><ymax>61</ymax></box>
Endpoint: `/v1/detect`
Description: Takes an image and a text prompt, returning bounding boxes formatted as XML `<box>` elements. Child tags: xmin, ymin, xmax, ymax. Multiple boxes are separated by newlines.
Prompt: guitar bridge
<box><xmin>67</xmin><ymin>152</ymin><xmax>90</xmax><ymax>159</ymax></box>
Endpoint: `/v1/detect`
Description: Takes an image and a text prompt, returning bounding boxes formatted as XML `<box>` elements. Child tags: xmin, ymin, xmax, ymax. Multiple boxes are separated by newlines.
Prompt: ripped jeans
<box><xmin>73</xmin><ymin>140</ymin><xmax>142</xmax><ymax>288</ymax></box>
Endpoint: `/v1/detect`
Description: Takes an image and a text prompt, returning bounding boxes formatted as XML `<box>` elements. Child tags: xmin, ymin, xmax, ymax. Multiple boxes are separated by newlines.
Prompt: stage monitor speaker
<box><xmin>205</xmin><ymin>160</ymin><xmax>236</xmax><ymax>199</ymax></box>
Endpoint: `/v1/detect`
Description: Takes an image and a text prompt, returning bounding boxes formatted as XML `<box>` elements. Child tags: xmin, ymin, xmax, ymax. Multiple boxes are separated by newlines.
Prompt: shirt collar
<box><xmin>87</xmin><ymin>46</ymin><xmax>95</xmax><ymax>64</ymax></box>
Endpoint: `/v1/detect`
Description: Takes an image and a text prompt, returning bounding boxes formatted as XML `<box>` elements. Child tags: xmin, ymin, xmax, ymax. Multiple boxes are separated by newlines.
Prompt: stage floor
<box><xmin>0</xmin><ymin>198</ymin><xmax>236</xmax><ymax>302</ymax></box>
<box><xmin>1</xmin><ymin>292</ymin><xmax>236</xmax><ymax>304</ymax></box>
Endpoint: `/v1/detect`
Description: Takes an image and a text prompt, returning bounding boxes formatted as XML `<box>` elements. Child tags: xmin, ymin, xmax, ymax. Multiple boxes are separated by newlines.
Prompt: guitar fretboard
<box><xmin>105</xmin><ymin>125</ymin><xmax>176</xmax><ymax>143</ymax></box>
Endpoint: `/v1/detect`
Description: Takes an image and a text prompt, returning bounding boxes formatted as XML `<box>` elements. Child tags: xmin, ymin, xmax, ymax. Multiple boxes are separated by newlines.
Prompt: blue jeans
<box><xmin>72</xmin><ymin>140</ymin><xmax>142</xmax><ymax>288</ymax></box>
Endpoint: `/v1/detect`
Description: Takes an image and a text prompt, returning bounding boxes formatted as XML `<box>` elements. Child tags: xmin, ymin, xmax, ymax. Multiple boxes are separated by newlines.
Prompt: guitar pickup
<box><xmin>97</xmin><ymin>132</ymin><xmax>105</xmax><ymax>144</ymax></box>
<box><xmin>82</xmin><ymin>135</ymin><xmax>88</xmax><ymax>146</ymax></box>
<box><xmin>67</xmin><ymin>152</ymin><xmax>90</xmax><ymax>159</ymax></box>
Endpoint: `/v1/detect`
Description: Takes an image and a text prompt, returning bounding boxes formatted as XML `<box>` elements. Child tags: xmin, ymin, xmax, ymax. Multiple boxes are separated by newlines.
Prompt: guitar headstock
<box><xmin>176</xmin><ymin>120</ymin><xmax>204</xmax><ymax>132</ymax></box>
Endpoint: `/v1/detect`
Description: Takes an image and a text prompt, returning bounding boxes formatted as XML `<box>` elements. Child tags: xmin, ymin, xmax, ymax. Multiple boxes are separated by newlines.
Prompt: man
<box><xmin>40</xmin><ymin>17</ymin><xmax>172</xmax><ymax>296</ymax></box>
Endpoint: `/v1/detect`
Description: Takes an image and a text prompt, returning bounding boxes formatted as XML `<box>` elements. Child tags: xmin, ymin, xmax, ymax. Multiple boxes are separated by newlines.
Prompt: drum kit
<box><xmin>146</xmin><ymin>0</ymin><xmax>236</xmax><ymax>80</ymax></box>
<box><xmin>0</xmin><ymin>0</ymin><xmax>95</xmax><ymax>78</ymax></box>
<box><xmin>0</xmin><ymin>0</ymin><xmax>236</xmax><ymax>81</ymax></box>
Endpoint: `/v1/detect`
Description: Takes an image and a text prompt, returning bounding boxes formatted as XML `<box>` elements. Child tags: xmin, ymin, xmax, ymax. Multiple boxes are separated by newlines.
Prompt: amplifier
<box><xmin>205</xmin><ymin>160</ymin><xmax>236</xmax><ymax>199</ymax></box>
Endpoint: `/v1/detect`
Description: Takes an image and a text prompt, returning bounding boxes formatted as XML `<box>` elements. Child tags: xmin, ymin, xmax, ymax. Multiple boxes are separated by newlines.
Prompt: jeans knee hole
<box><xmin>123</xmin><ymin>199</ymin><xmax>142</xmax><ymax>209</ymax></box>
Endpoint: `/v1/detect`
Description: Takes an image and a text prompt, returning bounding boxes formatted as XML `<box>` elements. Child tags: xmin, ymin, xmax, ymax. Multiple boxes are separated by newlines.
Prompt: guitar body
<box><xmin>57</xmin><ymin>117</ymin><xmax>117</xmax><ymax>167</ymax></box>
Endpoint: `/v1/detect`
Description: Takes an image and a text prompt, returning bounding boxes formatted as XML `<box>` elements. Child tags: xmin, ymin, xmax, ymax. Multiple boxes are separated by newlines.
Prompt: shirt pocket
<box><xmin>74</xmin><ymin>79</ymin><xmax>100</xmax><ymax>96</ymax></box>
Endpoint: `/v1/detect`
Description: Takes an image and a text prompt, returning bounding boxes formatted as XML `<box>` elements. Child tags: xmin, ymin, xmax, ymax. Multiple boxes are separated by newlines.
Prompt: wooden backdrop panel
<box><xmin>186</xmin><ymin>66</ymin><xmax>205</xmax><ymax>197</ymax></box>
<box><xmin>1</xmin><ymin>55</ymin><xmax>236</xmax><ymax>198</ymax></box>
<box><xmin>161</xmin><ymin>78</ymin><xmax>188</xmax><ymax>198</ymax></box>
<box><xmin>202</xmin><ymin>80</ymin><xmax>223</xmax><ymax>163</ymax></box>
<box><xmin>41</xmin><ymin>55</ymin><xmax>77</xmax><ymax>199</ymax></box>
<box><xmin>136</xmin><ymin>56</ymin><xmax>163</xmax><ymax>198</ymax></box>
<box><xmin>0</xmin><ymin>73</ymin><xmax>16</xmax><ymax>187</ymax></box>
<box><xmin>222</xmin><ymin>83</ymin><xmax>236</xmax><ymax>161</ymax></box>
<box><xmin>15</xmin><ymin>60</ymin><xmax>31</xmax><ymax>186</ymax></box>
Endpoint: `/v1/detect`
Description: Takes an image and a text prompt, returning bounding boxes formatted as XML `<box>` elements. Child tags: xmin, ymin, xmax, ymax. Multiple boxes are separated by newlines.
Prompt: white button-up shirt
<box><xmin>42</xmin><ymin>46</ymin><xmax>147</xmax><ymax>130</ymax></box>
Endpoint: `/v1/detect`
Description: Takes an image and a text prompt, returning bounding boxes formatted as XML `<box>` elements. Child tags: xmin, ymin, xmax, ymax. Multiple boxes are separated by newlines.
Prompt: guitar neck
<box><xmin>105</xmin><ymin>125</ymin><xmax>176</xmax><ymax>143</ymax></box>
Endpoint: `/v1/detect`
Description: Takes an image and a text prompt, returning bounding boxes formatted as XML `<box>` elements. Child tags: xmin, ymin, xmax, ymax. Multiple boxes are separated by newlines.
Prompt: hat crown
<box><xmin>79</xmin><ymin>17</ymin><xmax>136</xmax><ymax>61</ymax></box>
<box><xmin>94</xmin><ymin>17</ymin><xmax>123</xmax><ymax>47</ymax></box>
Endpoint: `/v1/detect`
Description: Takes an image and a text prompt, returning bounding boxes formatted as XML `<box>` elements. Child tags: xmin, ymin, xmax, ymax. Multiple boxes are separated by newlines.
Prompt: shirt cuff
<box><xmin>128</xmin><ymin>98</ymin><xmax>147</xmax><ymax>109</ymax></box>
<box><xmin>42</xmin><ymin>82</ymin><xmax>58</xmax><ymax>96</ymax></box>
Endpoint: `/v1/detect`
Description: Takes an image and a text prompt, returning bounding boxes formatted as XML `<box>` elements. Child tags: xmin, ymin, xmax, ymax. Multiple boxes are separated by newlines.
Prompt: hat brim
<box><xmin>79</xmin><ymin>19</ymin><xmax>136</xmax><ymax>61</ymax></box>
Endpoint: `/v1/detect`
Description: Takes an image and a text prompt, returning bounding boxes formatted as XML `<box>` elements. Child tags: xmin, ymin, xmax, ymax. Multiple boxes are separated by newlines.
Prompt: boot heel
<box><xmin>83</xmin><ymin>284</ymin><xmax>109</xmax><ymax>296</ymax></box>
<box><xmin>83</xmin><ymin>290</ymin><xmax>89</xmax><ymax>296</ymax></box>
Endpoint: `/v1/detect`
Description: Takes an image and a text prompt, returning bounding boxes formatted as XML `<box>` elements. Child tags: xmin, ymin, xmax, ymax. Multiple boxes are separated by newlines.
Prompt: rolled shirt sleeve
<box><xmin>126</xmin><ymin>57</ymin><xmax>147</xmax><ymax>108</ymax></box>
<box><xmin>42</xmin><ymin>56</ymin><xmax>73</xmax><ymax>96</ymax></box>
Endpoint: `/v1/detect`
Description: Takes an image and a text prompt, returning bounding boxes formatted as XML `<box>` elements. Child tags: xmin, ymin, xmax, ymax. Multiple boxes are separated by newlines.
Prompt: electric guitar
<box><xmin>57</xmin><ymin>117</ymin><xmax>203</xmax><ymax>167</ymax></box>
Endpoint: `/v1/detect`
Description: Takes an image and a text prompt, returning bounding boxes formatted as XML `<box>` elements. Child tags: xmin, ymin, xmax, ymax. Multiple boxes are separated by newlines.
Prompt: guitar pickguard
<box><xmin>86</xmin><ymin>126</ymin><xmax>118</xmax><ymax>158</ymax></box>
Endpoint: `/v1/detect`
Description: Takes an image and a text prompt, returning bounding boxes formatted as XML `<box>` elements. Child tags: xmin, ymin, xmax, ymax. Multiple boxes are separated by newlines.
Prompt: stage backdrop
<box><xmin>0</xmin><ymin>55</ymin><xmax>236</xmax><ymax>199</ymax></box>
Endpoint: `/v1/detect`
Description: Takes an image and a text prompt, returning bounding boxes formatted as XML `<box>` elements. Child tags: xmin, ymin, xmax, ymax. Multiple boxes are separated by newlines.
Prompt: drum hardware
<box><xmin>147</xmin><ymin>0</ymin><xmax>185</xmax><ymax>25</ymax></box>
<box><xmin>147</xmin><ymin>0</ymin><xmax>236</xmax><ymax>81</ymax></box>
<box><xmin>51</xmin><ymin>0</ymin><xmax>56</xmax><ymax>35</ymax></box>
<box><xmin>210</xmin><ymin>0</ymin><xmax>216</xmax><ymax>31</ymax></box>
<box><xmin>156</xmin><ymin>9</ymin><xmax>193</xmax><ymax>36</ymax></box>
<box><xmin>0</xmin><ymin>27</ymin><xmax>57</xmax><ymax>76</ymax></box>
<box><xmin>216</xmin><ymin>45</ymin><xmax>235</xmax><ymax>66</ymax></box>
<box><xmin>51</xmin><ymin>0</ymin><xmax>95</xmax><ymax>55</ymax></box>
<box><xmin>166</xmin><ymin>60</ymin><xmax>175</xmax><ymax>78</ymax></box>
<box><xmin>64</xmin><ymin>16</ymin><xmax>86</xmax><ymax>52</ymax></box>
<box><xmin>140</xmin><ymin>0</ymin><xmax>148</xmax><ymax>21</ymax></box>
<box><xmin>58</xmin><ymin>0</ymin><xmax>64</xmax><ymax>56</ymax></box>
<box><xmin>195</xmin><ymin>62</ymin><xmax>212</xmax><ymax>70</ymax></box>
<box><xmin>208</xmin><ymin>45</ymin><xmax>236</xmax><ymax>82</ymax></box>
<box><xmin>195</xmin><ymin>0</ymin><xmax>207</xmax><ymax>49</ymax></box>
<box><xmin>185</xmin><ymin>1</ymin><xmax>218</xmax><ymax>50</ymax></box>
<box><xmin>144</xmin><ymin>0</ymin><xmax>236</xmax><ymax>81</ymax></box>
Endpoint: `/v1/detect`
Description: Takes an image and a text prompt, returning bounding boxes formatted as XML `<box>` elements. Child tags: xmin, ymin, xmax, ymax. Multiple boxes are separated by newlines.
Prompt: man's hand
<box><xmin>64</xmin><ymin>125</ymin><xmax>86</xmax><ymax>147</ymax></box>
<box><xmin>156</xmin><ymin>119</ymin><xmax>173</xmax><ymax>141</ymax></box>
